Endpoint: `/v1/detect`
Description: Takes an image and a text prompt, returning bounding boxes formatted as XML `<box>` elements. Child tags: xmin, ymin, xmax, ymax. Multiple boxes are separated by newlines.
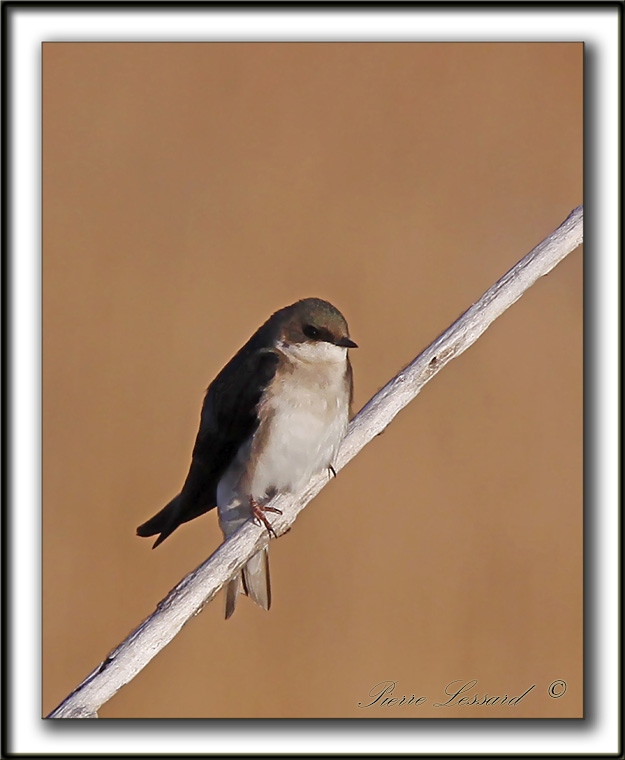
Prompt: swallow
<box><xmin>137</xmin><ymin>298</ymin><xmax>357</xmax><ymax>618</ymax></box>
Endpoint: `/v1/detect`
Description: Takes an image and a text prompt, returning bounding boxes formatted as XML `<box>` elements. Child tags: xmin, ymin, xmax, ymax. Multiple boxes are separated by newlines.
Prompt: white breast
<box><xmin>217</xmin><ymin>341</ymin><xmax>351</xmax><ymax>535</ymax></box>
<box><xmin>250</xmin><ymin>346</ymin><xmax>349</xmax><ymax>496</ymax></box>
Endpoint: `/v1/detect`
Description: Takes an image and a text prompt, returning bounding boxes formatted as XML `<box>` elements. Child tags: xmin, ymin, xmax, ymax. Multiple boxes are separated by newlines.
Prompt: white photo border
<box><xmin>4</xmin><ymin>3</ymin><xmax>620</xmax><ymax>756</ymax></box>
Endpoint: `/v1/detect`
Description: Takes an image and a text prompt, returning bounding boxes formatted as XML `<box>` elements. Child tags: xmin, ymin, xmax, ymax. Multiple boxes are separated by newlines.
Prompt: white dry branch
<box><xmin>48</xmin><ymin>205</ymin><xmax>583</xmax><ymax>718</ymax></box>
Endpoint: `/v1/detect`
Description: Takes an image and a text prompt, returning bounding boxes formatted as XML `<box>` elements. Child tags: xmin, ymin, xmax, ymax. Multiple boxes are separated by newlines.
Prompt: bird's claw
<box><xmin>250</xmin><ymin>497</ymin><xmax>282</xmax><ymax>538</ymax></box>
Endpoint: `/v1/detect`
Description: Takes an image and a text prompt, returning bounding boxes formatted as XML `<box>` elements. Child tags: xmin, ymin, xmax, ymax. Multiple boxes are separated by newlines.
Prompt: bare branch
<box><xmin>47</xmin><ymin>205</ymin><xmax>583</xmax><ymax>718</ymax></box>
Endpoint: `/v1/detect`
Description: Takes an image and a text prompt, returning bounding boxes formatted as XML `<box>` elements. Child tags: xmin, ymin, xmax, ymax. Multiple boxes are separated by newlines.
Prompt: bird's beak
<box><xmin>336</xmin><ymin>337</ymin><xmax>358</xmax><ymax>348</ymax></box>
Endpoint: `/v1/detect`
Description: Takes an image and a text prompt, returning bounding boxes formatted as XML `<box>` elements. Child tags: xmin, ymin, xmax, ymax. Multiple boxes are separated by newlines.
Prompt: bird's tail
<box><xmin>136</xmin><ymin>495</ymin><xmax>182</xmax><ymax>548</ymax></box>
<box><xmin>225</xmin><ymin>547</ymin><xmax>271</xmax><ymax>619</ymax></box>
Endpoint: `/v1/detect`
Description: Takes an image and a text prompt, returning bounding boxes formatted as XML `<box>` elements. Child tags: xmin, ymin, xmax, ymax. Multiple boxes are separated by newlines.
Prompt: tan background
<box><xmin>43</xmin><ymin>43</ymin><xmax>582</xmax><ymax>719</ymax></box>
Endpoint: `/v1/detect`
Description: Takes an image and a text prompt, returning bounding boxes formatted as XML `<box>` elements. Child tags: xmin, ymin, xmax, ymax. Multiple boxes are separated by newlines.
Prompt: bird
<box><xmin>136</xmin><ymin>297</ymin><xmax>357</xmax><ymax>618</ymax></box>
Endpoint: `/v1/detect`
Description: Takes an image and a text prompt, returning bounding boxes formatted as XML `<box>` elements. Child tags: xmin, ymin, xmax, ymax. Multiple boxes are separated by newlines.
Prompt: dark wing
<box><xmin>188</xmin><ymin>346</ymin><xmax>280</xmax><ymax>508</ymax></box>
<box><xmin>137</xmin><ymin>343</ymin><xmax>280</xmax><ymax>547</ymax></box>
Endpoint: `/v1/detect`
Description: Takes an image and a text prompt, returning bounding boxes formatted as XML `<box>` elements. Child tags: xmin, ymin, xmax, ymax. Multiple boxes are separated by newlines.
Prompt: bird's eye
<box><xmin>303</xmin><ymin>324</ymin><xmax>321</xmax><ymax>340</ymax></box>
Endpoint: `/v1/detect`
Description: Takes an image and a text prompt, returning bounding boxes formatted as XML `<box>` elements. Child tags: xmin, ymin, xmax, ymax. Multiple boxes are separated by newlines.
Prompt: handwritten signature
<box><xmin>358</xmin><ymin>679</ymin><xmax>537</xmax><ymax>708</ymax></box>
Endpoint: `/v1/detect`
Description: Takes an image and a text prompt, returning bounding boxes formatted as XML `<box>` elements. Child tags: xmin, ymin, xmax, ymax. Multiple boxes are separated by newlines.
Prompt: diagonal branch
<box><xmin>47</xmin><ymin>205</ymin><xmax>583</xmax><ymax>718</ymax></box>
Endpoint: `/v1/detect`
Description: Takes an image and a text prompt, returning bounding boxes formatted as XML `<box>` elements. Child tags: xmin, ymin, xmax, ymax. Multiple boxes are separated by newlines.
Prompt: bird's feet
<box><xmin>250</xmin><ymin>497</ymin><xmax>282</xmax><ymax>538</ymax></box>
